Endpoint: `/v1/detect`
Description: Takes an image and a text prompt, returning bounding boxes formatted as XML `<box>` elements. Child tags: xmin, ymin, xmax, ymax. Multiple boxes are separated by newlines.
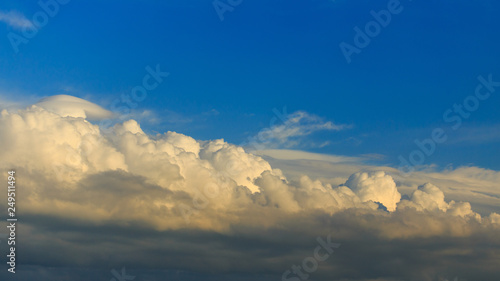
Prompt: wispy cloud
<box><xmin>0</xmin><ymin>10</ymin><xmax>33</xmax><ymax>30</ymax></box>
<box><xmin>253</xmin><ymin>149</ymin><xmax>363</xmax><ymax>163</ymax></box>
<box><xmin>446</xmin><ymin>124</ymin><xmax>500</xmax><ymax>145</ymax></box>
<box><xmin>246</xmin><ymin>110</ymin><xmax>352</xmax><ymax>150</ymax></box>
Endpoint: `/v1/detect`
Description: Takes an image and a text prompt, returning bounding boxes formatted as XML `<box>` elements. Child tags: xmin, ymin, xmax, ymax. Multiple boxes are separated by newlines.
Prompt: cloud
<box><xmin>253</xmin><ymin>149</ymin><xmax>362</xmax><ymax>163</ymax></box>
<box><xmin>397</xmin><ymin>183</ymin><xmax>482</xmax><ymax>221</ymax></box>
<box><xmin>345</xmin><ymin>171</ymin><xmax>401</xmax><ymax>212</ymax></box>
<box><xmin>0</xmin><ymin>10</ymin><xmax>33</xmax><ymax>30</ymax></box>
<box><xmin>0</xmin><ymin>99</ymin><xmax>499</xmax><ymax>280</ymax></box>
<box><xmin>403</xmin><ymin>183</ymin><xmax>449</xmax><ymax>212</ymax></box>
<box><xmin>245</xmin><ymin>110</ymin><xmax>351</xmax><ymax>150</ymax></box>
<box><xmin>434</xmin><ymin>124</ymin><xmax>500</xmax><ymax>145</ymax></box>
<box><xmin>261</xmin><ymin>156</ymin><xmax>500</xmax><ymax>216</ymax></box>
<box><xmin>35</xmin><ymin>95</ymin><xmax>112</xmax><ymax>120</ymax></box>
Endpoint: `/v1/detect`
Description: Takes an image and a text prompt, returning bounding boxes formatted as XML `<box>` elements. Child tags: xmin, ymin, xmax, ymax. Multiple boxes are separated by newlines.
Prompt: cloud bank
<box><xmin>0</xmin><ymin>98</ymin><xmax>499</xmax><ymax>281</ymax></box>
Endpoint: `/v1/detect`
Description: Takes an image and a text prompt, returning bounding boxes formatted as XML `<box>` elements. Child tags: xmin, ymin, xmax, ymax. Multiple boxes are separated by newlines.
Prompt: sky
<box><xmin>0</xmin><ymin>0</ymin><xmax>499</xmax><ymax>281</ymax></box>
<box><xmin>0</xmin><ymin>0</ymin><xmax>499</xmax><ymax>170</ymax></box>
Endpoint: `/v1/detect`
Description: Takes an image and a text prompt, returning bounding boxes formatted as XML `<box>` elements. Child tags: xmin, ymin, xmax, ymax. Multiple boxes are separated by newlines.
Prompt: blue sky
<box><xmin>2</xmin><ymin>2</ymin><xmax>500</xmax><ymax>281</ymax></box>
<box><xmin>1</xmin><ymin>0</ymin><xmax>499</xmax><ymax>170</ymax></box>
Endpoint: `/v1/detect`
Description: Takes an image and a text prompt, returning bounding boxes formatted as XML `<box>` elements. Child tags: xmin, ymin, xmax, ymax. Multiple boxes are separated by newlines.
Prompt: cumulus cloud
<box><xmin>401</xmin><ymin>183</ymin><xmax>449</xmax><ymax>212</ymax></box>
<box><xmin>398</xmin><ymin>183</ymin><xmax>482</xmax><ymax>221</ymax></box>
<box><xmin>489</xmin><ymin>212</ymin><xmax>500</xmax><ymax>224</ymax></box>
<box><xmin>345</xmin><ymin>171</ymin><xmax>401</xmax><ymax>212</ymax></box>
<box><xmin>0</xmin><ymin>99</ymin><xmax>499</xmax><ymax>281</ymax></box>
<box><xmin>0</xmin><ymin>10</ymin><xmax>33</xmax><ymax>30</ymax></box>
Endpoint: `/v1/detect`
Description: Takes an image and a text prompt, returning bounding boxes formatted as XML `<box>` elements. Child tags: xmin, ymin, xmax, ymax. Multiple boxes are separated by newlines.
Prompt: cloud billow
<box><xmin>0</xmin><ymin>99</ymin><xmax>499</xmax><ymax>281</ymax></box>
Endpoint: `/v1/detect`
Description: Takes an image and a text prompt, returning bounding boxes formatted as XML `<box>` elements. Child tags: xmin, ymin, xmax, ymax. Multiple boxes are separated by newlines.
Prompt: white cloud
<box><xmin>404</xmin><ymin>183</ymin><xmax>449</xmax><ymax>212</ymax></box>
<box><xmin>246</xmin><ymin>110</ymin><xmax>351</xmax><ymax>150</ymax></box>
<box><xmin>345</xmin><ymin>171</ymin><xmax>401</xmax><ymax>212</ymax></box>
<box><xmin>0</xmin><ymin>10</ymin><xmax>33</xmax><ymax>30</ymax></box>
<box><xmin>398</xmin><ymin>183</ymin><xmax>482</xmax><ymax>221</ymax></box>
<box><xmin>35</xmin><ymin>95</ymin><xmax>112</xmax><ymax>120</ymax></box>
<box><xmin>253</xmin><ymin>149</ymin><xmax>362</xmax><ymax>163</ymax></box>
